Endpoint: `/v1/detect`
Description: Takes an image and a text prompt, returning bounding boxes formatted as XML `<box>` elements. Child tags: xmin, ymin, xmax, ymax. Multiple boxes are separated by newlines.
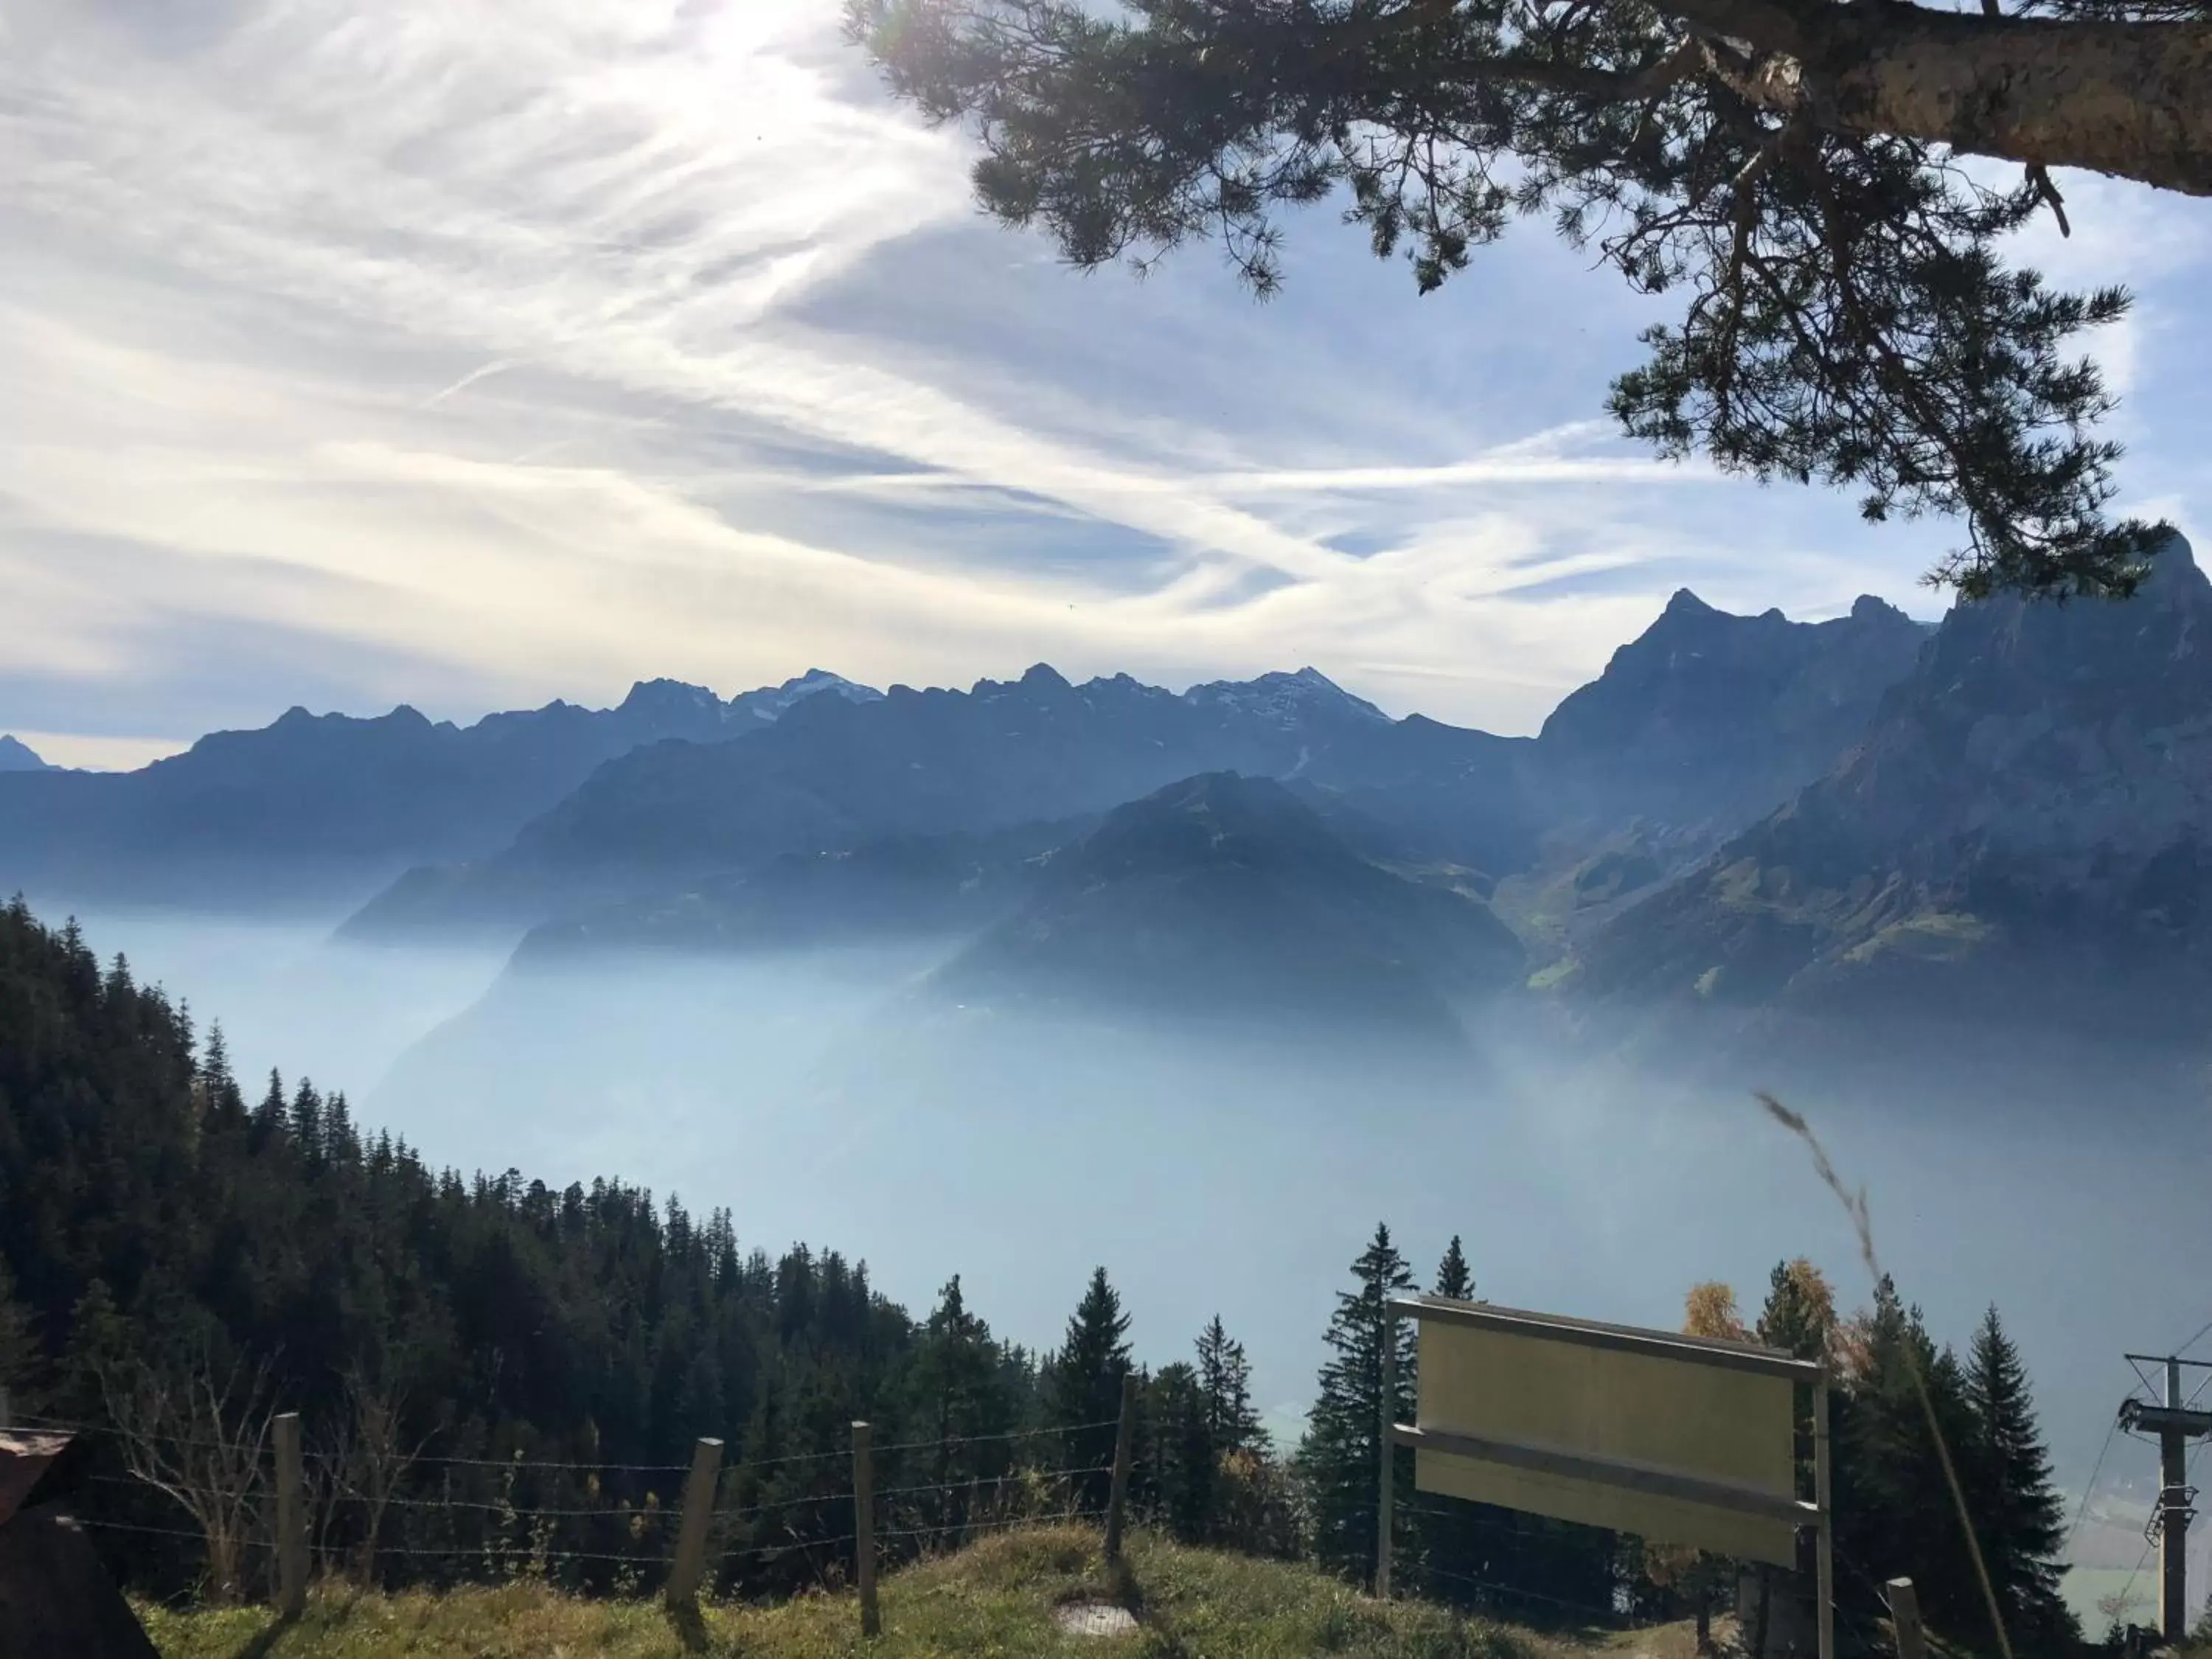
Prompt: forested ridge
<box><xmin>0</xmin><ymin>900</ymin><xmax>2086</xmax><ymax>1652</ymax></box>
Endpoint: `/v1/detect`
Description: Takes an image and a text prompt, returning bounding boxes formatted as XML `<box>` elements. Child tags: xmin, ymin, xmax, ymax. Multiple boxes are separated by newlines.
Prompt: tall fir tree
<box><xmin>1837</xmin><ymin>1277</ymin><xmax>1986</xmax><ymax>1647</ymax></box>
<box><xmin>1965</xmin><ymin>1307</ymin><xmax>2076</xmax><ymax>1652</ymax></box>
<box><xmin>906</xmin><ymin>1276</ymin><xmax>1020</xmax><ymax>1540</ymax></box>
<box><xmin>1301</xmin><ymin>1222</ymin><xmax>1417</xmax><ymax>1590</ymax></box>
<box><xmin>1756</xmin><ymin>1259</ymin><xmax>1839</xmax><ymax>1364</ymax></box>
<box><xmin>1046</xmin><ymin>1267</ymin><xmax>1132</xmax><ymax>1511</ymax></box>
<box><xmin>1745</xmin><ymin>1258</ymin><xmax>1840</xmax><ymax>1659</ymax></box>
<box><xmin>1434</xmin><ymin>1237</ymin><xmax>1475</xmax><ymax>1302</ymax></box>
<box><xmin>1420</xmin><ymin>1234</ymin><xmax>1498</xmax><ymax>1607</ymax></box>
<box><xmin>1141</xmin><ymin>1361</ymin><xmax>1216</xmax><ymax>1542</ymax></box>
<box><xmin>1195</xmin><ymin>1315</ymin><xmax>1267</xmax><ymax>1455</ymax></box>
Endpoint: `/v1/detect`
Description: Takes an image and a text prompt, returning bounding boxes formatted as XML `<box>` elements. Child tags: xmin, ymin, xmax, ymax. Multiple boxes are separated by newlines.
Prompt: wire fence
<box><xmin>14</xmin><ymin>1406</ymin><xmax>1131</xmax><ymax>1607</ymax></box>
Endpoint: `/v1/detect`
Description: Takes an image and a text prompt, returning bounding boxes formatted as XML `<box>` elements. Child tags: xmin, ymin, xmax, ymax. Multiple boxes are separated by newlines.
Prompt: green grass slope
<box><xmin>142</xmin><ymin>1526</ymin><xmax>1621</xmax><ymax>1659</ymax></box>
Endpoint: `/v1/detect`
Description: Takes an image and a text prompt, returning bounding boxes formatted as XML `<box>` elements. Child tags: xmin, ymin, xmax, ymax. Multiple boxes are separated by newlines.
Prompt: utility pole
<box><xmin>2119</xmin><ymin>1354</ymin><xmax>2212</xmax><ymax>1642</ymax></box>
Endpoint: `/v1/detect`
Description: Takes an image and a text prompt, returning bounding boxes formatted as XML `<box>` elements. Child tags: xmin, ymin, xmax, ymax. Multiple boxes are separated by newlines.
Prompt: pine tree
<box><xmin>1434</xmin><ymin>1237</ymin><xmax>1475</xmax><ymax>1302</ymax></box>
<box><xmin>908</xmin><ymin>1276</ymin><xmax>1018</xmax><ymax>1540</ymax></box>
<box><xmin>1195</xmin><ymin>1315</ymin><xmax>1267</xmax><ymax>1455</ymax></box>
<box><xmin>1141</xmin><ymin>1361</ymin><xmax>1215</xmax><ymax>1542</ymax></box>
<box><xmin>1420</xmin><ymin>1234</ymin><xmax>1498</xmax><ymax>1607</ymax></box>
<box><xmin>291</xmin><ymin>1079</ymin><xmax>326</xmax><ymax>1167</ymax></box>
<box><xmin>1837</xmin><ymin>1278</ymin><xmax>1985</xmax><ymax>1646</ymax></box>
<box><xmin>1047</xmin><ymin>1267</ymin><xmax>1131</xmax><ymax>1511</ymax></box>
<box><xmin>250</xmin><ymin>1067</ymin><xmax>285</xmax><ymax>1150</ymax></box>
<box><xmin>1966</xmin><ymin>1307</ymin><xmax>2076</xmax><ymax>1651</ymax></box>
<box><xmin>0</xmin><ymin>1256</ymin><xmax>41</xmax><ymax>1408</ymax></box>
<box><xmin>1745</xmin><ymin>1258</ymin><xmax>1840</xmax><ymax>1659</ymax></box>
<box><xmin>1301</xmin><ymin>1222</ymin><xmax>1416</xmax><ymax>1589</ymax></box>
<box><xmin>1756</xmin><ymin>1259</ymin><xmax>1838</xmax><ymax>1364</ymax></box>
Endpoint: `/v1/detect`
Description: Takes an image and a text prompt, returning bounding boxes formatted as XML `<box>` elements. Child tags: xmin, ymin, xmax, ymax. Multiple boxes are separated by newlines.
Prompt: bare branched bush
<box><xmin>93</xmin><ymin>1343</ymin><xmax>279</xmax><ymax>1604</ymax></box>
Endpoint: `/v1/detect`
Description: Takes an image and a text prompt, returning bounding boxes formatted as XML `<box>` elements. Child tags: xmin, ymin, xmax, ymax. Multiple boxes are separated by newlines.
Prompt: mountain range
<box><xmin>10</xmin><ymin>537</ymin><xmax>2210</xmax><ymax>1046</ymax></box>
<box><xmin>0</xmin><ymin>670</ymin><xmax>877</xmax><ymax>905</ymax></box>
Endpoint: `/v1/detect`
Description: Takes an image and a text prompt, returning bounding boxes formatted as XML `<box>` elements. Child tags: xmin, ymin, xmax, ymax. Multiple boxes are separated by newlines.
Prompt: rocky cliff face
<box><xmin>1536</xmin><ymin>589</ymin><xmax>1931</xmax><ymax>832</ymax></box>
<box><xmin>1577</xmin><ymin>532</ymin><xmax>2212</xmax><ymax>1032</ymax></box>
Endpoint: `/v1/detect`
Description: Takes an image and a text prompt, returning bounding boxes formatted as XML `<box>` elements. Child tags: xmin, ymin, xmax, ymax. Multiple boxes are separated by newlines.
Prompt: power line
<box><xmin>2066</xmin><ymin>1413</ymin><xmax>2125</xmax><ymax>1555</ymax></box>
<box><xmin>2111</xmin><ymin>1540</ymin><xmax>2157</xmax><ymax>1630</ymax></box>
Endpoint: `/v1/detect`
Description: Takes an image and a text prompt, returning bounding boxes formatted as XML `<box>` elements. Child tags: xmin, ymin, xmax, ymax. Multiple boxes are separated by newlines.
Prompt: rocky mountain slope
<box><xmin>0</xmin><ymin>736</ymin><xmax>55</xmax><ymax>773</ymax></box>
<box><xmin>1534</xmin><ymin>591</ymin><xmax>1929</xmax><ymax>830</ymax></box>
<box><xmin>1575</xmin><ymin>532</ymin><xmax>2212</xmax><ymax>1034</ymax></box>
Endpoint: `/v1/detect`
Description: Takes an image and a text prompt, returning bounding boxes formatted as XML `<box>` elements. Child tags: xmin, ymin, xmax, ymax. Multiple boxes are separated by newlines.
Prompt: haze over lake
<box><xmin>55</xmin><ymin>894</ymin><xmax>2210</xmax><ymax>1537</ymax></box>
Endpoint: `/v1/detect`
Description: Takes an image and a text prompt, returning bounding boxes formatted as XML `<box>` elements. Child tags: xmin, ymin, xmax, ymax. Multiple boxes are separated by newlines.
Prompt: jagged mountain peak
<box><xmin>618</xmin><ymin>678</ymin><xmax>722</xmax><ymax>714</ymax></box>
<box><xmin>1851</xmin><ymin>594</ymin><xmax>1907</xmax><ymax>623</ymax></box>
<box><xmin>1576</xmin><ymin>529</ymin><xmax>2212</xmax><ymax>1033</ymax></box>
<box><xmin>0</xmin><ymin>735</ymin><xmax>55</xmax><ymax>773</ymax></box>
<box><xmin>1182</xmin><ymin>665</ymin><xmax>1390</xmax><ymax>726</ymax></box>
<box><xmin>1534</xmin><ymin>586</ymin><xmax>1930</xmax><ymax>830</ymax></box>
<box><xmin>736</xmin><ymin>669</ymin><xmax>883</xmax><ymax>722</ymax></box>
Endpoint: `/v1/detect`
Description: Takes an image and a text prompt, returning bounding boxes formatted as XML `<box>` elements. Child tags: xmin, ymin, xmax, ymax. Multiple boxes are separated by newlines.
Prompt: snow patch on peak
<box><xmin>734</xmin><ymin>669</ymin><xmax>883</xmax><ymax>723</ymax></box>
<box><xmin>1183</xmin><ymin>667</ymin><xmax>1389</xmax><ymax>726</ymax></box>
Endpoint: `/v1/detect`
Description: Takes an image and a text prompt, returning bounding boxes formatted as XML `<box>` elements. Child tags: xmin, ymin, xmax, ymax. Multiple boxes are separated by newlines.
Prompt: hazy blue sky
<box><xmin>5</xmin><ymin>0</ymin><xmax>2211</xmax><ymax>767</ymax></box>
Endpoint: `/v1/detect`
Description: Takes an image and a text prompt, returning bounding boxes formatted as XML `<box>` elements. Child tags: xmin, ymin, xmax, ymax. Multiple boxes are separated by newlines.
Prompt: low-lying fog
<box><xmin>51</xmin><ymin>900</ymin><xmax>2212</xmax><ymax>1601</ymax></box>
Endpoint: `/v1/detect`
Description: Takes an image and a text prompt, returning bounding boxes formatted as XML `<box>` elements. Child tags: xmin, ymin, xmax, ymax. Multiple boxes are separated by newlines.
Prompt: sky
<box><xmin>4</xmin><ymin>0</ymin><xmax>2211</xmax><ymax>769</ymax></box>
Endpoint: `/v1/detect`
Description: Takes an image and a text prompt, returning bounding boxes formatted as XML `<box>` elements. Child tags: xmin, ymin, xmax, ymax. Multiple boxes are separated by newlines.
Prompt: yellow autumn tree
<box><xmin>1683</xmin><ymin>1281</ymin><xmax>1749</xmax><ymax>1343</ymax></box>
<box><xmin>1646</xmin><ymin>1281</ymin><xmax>1749</xmax><ymax>1650</ymax></box>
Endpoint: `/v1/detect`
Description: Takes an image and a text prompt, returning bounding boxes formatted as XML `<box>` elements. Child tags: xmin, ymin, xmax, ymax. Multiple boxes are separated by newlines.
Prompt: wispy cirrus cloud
<box><xmin>2</xmin><ymin>0</ymin><xmax>2205</xmax><ymax>767</ymax></box>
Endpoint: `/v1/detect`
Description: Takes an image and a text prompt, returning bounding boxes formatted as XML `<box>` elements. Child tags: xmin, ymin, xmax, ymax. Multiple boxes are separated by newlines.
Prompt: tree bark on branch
<box><xmin>1436</xmin><ymin>0</ymin><xmax>2212</xmax><ymax>195</ymax></box>
<box><xmin>1734</xmin><ymin>6</ymin><xmax>2212</xmax><ymax>194</ymax></box>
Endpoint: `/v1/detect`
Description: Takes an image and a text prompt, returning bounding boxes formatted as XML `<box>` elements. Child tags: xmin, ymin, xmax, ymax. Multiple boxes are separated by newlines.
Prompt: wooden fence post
<box><xmin>1886</xmin><ymin>1578</ymin><xmax>1928</xmax><ymax>1659</ymax></box>
<box><xmin>1377</xmin><ymin>1299</ymin><xmax>1397</xmax><ymax>1599</ymax></box>
<box><xmin>1103</xmin><ymin>1372</ymin><xmax>1137</xmax><ymax>1567</ymax></box>
<box><xmin>854</xmin><ymin>1421</ymin><xmax>880</xmax><ymax>1638</ymax></box>
<box><xmin>665</xmin><ymin>1436</ymin><xmax>724</xmax><ymax>1608</ymax></box>
<box><xmin>274</xmin><ymin>1411</ymin><xmax>306</xmax><ymax>1618</ymax></box>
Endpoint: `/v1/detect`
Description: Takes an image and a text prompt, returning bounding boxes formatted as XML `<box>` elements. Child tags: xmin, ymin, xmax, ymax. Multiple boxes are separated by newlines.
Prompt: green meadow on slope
<box><xmin>140</xmin><ymin>1526</ymin><xmax>1662</xmax><ymax>1659</ymax></box>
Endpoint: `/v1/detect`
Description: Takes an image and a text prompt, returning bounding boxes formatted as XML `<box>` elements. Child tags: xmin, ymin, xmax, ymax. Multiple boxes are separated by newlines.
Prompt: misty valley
<box><xmin>13</xmin><ymin>541</ymin><xmax>2212</xmax><ymax>1636</ymax></box>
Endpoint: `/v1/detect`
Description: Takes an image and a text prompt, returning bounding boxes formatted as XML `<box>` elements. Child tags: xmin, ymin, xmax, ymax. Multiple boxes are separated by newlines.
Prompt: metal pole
<box><xmin>2163</xmin><ymin>1358</ymin><xmax>2191</xmax><ymax>1641</ymax></box>
<box><xmin>1815</xmin><ymin>1372</ymin><xmax>1834</xmax><ymax>1659</ymax></box>
<box><xmin>1377</xmin><ymin>1298</ymin><xmax>1397</xmax><ymax>1599</ymax></box>
<box><xmin>854</xmin><ymin>1422</ymin><xmax>880</xmax><ymax>1637</ymax></box>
